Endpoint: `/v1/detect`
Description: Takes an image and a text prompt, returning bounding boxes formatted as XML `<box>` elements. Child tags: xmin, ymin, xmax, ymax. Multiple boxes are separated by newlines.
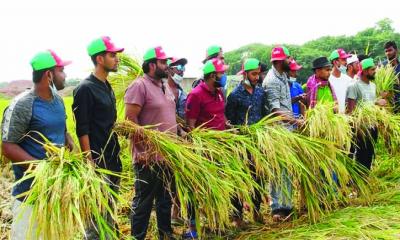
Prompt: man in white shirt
<box><xmin>328</xmin><ymin>49</ymin><xmax>354</xmax><ymax>113</ymax></box>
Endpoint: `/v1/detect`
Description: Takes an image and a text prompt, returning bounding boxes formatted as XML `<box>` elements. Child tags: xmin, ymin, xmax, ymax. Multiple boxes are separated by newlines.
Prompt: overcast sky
<box><xmin>1</xmin><ymin>0</ymin><xmax>399</xmax><ymax>82</ymax></box>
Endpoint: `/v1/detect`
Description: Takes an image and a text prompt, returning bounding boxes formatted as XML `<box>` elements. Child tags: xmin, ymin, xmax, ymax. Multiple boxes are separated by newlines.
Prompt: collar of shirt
<box><xmin>199</xmin><ymin>81</ymin><xmax>222</xmax><ymax>96</ymax></box>
<box><xmin>272</xmin><ymin>65</ymin><xmax>288</xmax><ymax>83</ymax></box>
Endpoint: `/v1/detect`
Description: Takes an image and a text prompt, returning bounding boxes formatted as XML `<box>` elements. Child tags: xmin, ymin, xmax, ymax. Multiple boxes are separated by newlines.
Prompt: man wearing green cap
<box><xmin>192</xmin><ymin>45</ymin><xmax>226</xmax><ymax>89</ymax></box>
<box><xmin>183</xmin><ymin>58</ymin><xmax>228</xmax><ymax>238</ymax></box>
<box><xmin>328</xmin><ymin>49</ymin><xmax>355</xmax><ymax>113</ymax></box>
<box><xmin>346</xmin><ymin>58</ymin><xmax>387</xmax><ymax>170</ymax></box>
<box><xmin>125</xmin><ymin>46</ymin><xmax>176</xmax><ymax>240</ymax></box>
<box><xmin>225</xmin><ymin>58</ymin><xmax>268</xmax><ymax>226</ymax></box>
<box><xmin>1</xmin><ymin>50</ymin><xmax>72</xmax><ymax>240</ymax></box>
<box><xmin>72</xmin><ymin>36</ymin><xmax>124</xmax><ymax>239</ymax></box>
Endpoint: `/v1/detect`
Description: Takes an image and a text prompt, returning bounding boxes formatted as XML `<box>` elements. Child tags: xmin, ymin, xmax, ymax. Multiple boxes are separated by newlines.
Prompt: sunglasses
<box><xmin>171</xmin><ymin>65</ymin><xmax>185</xmax><ymax>72</ymax></box>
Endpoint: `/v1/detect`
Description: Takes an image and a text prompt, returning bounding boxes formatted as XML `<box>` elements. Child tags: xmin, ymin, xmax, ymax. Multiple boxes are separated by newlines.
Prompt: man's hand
<box><xmin>376</xmin><ymin>98</ymin><xmax>388</xmax><ymax>107</ymax></box>
<box><xmin>65</xmin><ymin>132</ymin><xmax>75</xmax><ymax>151</ymax></box>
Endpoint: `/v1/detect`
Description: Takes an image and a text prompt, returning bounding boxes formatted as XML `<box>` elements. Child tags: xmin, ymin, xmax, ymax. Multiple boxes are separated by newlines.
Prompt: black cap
<box><xmin>312</xmin><ymin>57</ymin><xmax>332</xmax><ymax>70</ymax></box>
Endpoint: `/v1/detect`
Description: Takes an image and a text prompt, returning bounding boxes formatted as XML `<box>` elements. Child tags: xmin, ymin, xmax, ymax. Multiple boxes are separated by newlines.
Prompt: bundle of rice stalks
<box><xmin>108</xmin><ymin>53</ymin><xmax>143</xmax><ymax>111</ymax></box>
<box><xmin>303</xmin><ymin>103</ymin><xmax>353</xmax><ymax>152</ymax></box>
<box><xmin>238</xmin><ymin>116</ymin><xmax>371</xmax><ymax>222</ymax></box>
<box><xmin>375</xmin><ymin>64</ymin><xmax>399</xmax><ymax>96</ymax></box>
<box><xmin>16</xmin><ymin>140</ymin><xmax>121</xmax><ymax>240</ymax></box>
<box><xmin>113</xmin><ymin>121</ymin><xmax>252</xmax><ymax>232</ymax></box>
<box><xmin>351</xmin><ymin>103</ymin><xmax>400</xmax><ymax>154</ymax></box>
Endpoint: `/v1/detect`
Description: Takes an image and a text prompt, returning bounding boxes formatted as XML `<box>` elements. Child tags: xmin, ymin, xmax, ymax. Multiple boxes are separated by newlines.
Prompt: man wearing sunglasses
<box><xmin>167</xmin><ymin>57</ymin><xmax>188</xmax><ymax>120</ymax></box>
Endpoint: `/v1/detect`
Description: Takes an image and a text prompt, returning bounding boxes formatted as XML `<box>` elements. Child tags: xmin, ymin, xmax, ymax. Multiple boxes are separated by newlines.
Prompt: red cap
<box><xmin>289</xmin><ymin>59</ymin><xmax>302</xmax><ymax>71</ymax></box>
<box><xmin>270</xmin><ymin>46</ymin><xmax>289</xmax><ymax>62</ymax></box>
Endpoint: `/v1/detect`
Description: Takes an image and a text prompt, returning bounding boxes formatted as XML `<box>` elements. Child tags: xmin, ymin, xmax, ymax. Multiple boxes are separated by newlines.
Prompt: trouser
<box><xmin>11</xmin><ymin>199</ymin><xmax>41</xmax><ymax>240</ymax></box>
<box><xmin>270</xmin><ymin>168</ymin><xmax>293</xmax><ymax>215</ymax></box>
<box><xmin>131</xmin><ymin>164</ymin><xmax>174</xmax><ymax>240</ymax></box>
<box><xmin>85</xmin><ymin>175</ymin><xmax>121</xmax><ymax>240</ymax></box>
<box><xmin>354</xmin><ymin>128</ymin><xmax>378</xmax><ymax>170</ymax></box>
<box><xmin>231</xmin><ymin>160</ymin><xmax>262</xmax><ymax>219</ymax></box>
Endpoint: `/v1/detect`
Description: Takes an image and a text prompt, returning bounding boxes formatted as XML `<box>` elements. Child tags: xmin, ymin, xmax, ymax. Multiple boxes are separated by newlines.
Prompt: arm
<box><xmin>2</xmin><ymin>142</ymin><xmax>35</xmax><ymax>166</ymax></box>
<box><xmin>346</xmin><ymin>99</ymin><xmax>356</xmax><ymax>114</ymax></box>
<box><xmin>65</xmin><ymin>132</ymin><xmax>75</xmax><ymax>151</ymax></box>
<box><xmin>72</xmin><ymin>85</ymin><xmax>94</xmax><ymax>160</ymax></box>
<box><xmin>185</xmin><ymin>93</ymin><xmax>201</xmax><ymax>131</ymax></box>
<box><xmin>225</xmin><ymin>93</ymin><xmax>238</xmax><ymax>126</ymax></box>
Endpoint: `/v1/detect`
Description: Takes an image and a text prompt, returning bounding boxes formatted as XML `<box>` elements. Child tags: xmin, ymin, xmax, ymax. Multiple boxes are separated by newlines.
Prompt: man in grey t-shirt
<box><xmin>346</xmin><ymin>58</ymin><xmax>387</xmax><ymax>170</ymax></box>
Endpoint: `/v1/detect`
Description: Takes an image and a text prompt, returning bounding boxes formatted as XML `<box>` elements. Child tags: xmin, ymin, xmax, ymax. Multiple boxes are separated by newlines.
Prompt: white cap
<box><xmin>347</xmin><ymin>54</ymin><xmax>359</xmax><ymax>65</ymax></box>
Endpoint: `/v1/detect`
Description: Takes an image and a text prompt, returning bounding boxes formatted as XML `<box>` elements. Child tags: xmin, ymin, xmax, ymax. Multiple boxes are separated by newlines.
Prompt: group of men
<box><xmin>1</xmin><ymin>36</ymin><xmax>400</xmax><ymax>239</ymax></box>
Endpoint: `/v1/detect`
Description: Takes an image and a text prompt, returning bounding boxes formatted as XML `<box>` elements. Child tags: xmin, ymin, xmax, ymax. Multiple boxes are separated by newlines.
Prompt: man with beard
<box><xmin>183</xmin><ymin>58</ymin><xmax>228</xmax><ymax>239</ymax></box>
<box><xmin>328</xmin><ymin>49</ymin><xmax>354</xmax><ymax>113</ymax></box>
<box><xmin>383</xmin><ymin>41</ymin><xmax>400</xmax><ymax>113</ymax></box>
<box><xmin>72</xmin><ymin>36</ymin><xmax>124</xmax><ymax>239</ymax></box>
<box><xmin>226</xmin><ymin>58</ymin><xmax>268</xmax><ymax>227</ymax></box>
<box><xmin>2</xmin><ymin>50</ymin><xmax>72</xmax><ymax>240</ymax></box>
<box><xmin>306</xmin><ymin>57</ymin><xmax>338</xmax><ymax>111</ymax></box>
<box><xmin>346</xmin><ymin>54</ymin><xmax>360</xmax><ymax>80</ymax></box>
<box><xmin>263</xmin><ymin>46</ymin><xmax>302</xmax><ymax>222</ymax></box>
<box><xmin>346</xmin><ymin>58</ymin><xmax>387</xmax><ymax>170</ymax></box>
<box><xmin>124</xmin><ymin>46</ymin><xmax>177</xmax><ymax>240</ymax></box>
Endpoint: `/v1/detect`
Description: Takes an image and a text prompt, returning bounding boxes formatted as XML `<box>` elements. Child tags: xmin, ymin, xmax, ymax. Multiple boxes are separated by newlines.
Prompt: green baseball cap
<box><xmin>203</xmin><ymin>45</ymin><xmax>222</xmax><ymax>63</ymax></box>
<box><xmin>87</xmin><ymin>36</ymin><xmax>124</xmax><ymax>56</ymax></box>
<box><xmin>237</xmin><ymin>58</ymin><xmax>260</xmax><ymax>75</ymax></box>
<box><xmin>143</xmin><ymin>46</ymin><xmax>171</xmax><ymax>62</ymax></box>
<box><xmin>203</xmin><ymin>58</ymin><xmax>227</xmax><ymax>75</ymax></box>
<box><xmin>361</xmin><ymin>58</ymin><xmax>375</xmax><ymax>70</ymax></box>
<box><xmin>328</xmin><ymin>49</ymin><xmax>351</xmax><ymax>61</ymax></box>
<box><xmin>30</xmin><ymin>50</ymin><xmax>71</xmax><ymax>71</ymax></box>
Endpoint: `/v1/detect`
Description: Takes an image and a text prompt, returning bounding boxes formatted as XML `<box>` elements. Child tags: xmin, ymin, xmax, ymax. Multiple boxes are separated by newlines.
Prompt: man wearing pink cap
<box><xmin>263</xmin><ymin>46</ymin><xmax>301</xmax><ymax>222</ymax></box>
<box><xmin>2</xmin><ymin>50</ymin><xmax>72</xmax><ymax>240</ymax></box>
<box><xmin>72</xmin><ymin>36</ymin><xmax>124</xmax><ymax>239</ymax></box>
<box><xmin>125</xmin><ymin>46</ymin><xmax>176</xmax><ymax>240</ymax></box>
<box><xmin>288</xmin><ymin>59</ymin><xmax>306</xmax><ymax>118</ymax></box>
<box><xmin>328</xmin><ymin>49</ymin><xmax>355</xmax><ymax>113</ymax></box>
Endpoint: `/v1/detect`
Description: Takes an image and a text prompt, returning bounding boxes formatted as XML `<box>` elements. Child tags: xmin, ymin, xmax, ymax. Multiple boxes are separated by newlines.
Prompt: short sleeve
<box><xmin>185</xmin><ymin>93</ymin><xmax>201</xmax><ymax>120</ymax></box>
<box><xmin>265</xmin><ymin>80</ymin><xmax>281</xmax><ymax>111</ymax></box>
<box><xmin>346</xmin><ymin>83</ymin><xmax>358</xmax><ymax>100</ymax></box>
<box><xmin>124</xmin><ymin>80</ymin><xmax>146</xmax><ymax>107</ymax></box>
<box><xmin>1</xmin><ymin>100</ymin><xmax>31</xmax><ymax>143</ymax></box>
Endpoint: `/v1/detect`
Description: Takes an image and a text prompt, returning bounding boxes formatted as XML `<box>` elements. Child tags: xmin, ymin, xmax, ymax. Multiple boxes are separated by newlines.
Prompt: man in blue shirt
<box><xmin>1</xmin><ymin>50</ymin><xmax>72</xmax><ymax>240</ymax></box>
<box><xmin>382</xmin><ymin>41</ymin><xmax>400</xmax><ymax>113</ymax></box>
<box><xmin>225</xmin><ymin>58</ymin><xmax>268</xmax><ymax>227</ymax></box>
<box><xmin>288</xmin><ymin>59</ymin><xmax>306</xmax><ymax>118</ymax></box>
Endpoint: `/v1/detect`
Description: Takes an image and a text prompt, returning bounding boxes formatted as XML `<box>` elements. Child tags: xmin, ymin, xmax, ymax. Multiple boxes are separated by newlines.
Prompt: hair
<box><xmin>203</xmin><ymin>72</ymin><xmax>215</xmax><ymax>81</ymax></box>
<box><xmin>90</xmin><ymin>51</ymin><xmax>107</xmax><ymax>66</ymax></box>
<box><xmin>142</xmin><ymin>59</ymin><xmax>157</xmax><ymax>74</ymax></box>
<box><xmin>32</xmin><ymin>67</ymin><xmax>54</xmax><ymax>83</ymax></box>
<box><xmin>384</xmin><ymin>41</ymin><xmax>397</xmax><ymax>50</ymax></box>
<box><xmin>357</xmin><ymin>54</ymin><xmax>369</xmax><ymax>62</ymax></box>
<box><xmin>202</xmin><ymin>53</ymin><xmax>219</xmax><ymax>64</ymax></box>
<box><xmin>260</xmin><ymin>63</ymin><xmax>268</xmax><ymax>72</ymax></box>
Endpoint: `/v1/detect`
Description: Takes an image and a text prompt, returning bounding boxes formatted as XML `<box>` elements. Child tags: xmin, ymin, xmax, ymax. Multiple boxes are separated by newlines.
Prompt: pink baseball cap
<box><xmin>270</xmin><ymin>46</ymin><xmax>290</xmax><ymax>62</ymax></box>
<box><xmin>289</xmin><ymin>59</ymin><xmax>302</xmax><ymax>71</ymax></box>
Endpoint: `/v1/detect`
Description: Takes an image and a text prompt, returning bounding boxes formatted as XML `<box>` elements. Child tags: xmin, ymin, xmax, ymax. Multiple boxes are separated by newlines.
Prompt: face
<box><xmin>154</xmin><ymin>59</ymin><xmax>168</xmax><ymax>79</ymax></box>
<box><xmin>334</xmin><ymin>59</ymin><xmax>347</xmax><ymax>68</ymax></box>
<box><xmin>50</xmin><ymin>66</ymin><xmax>67</xmax><ymax>90</ymax></box>
<box><xmin>169</xmin><ymin>64</ymin><xmax>185</xmax><ymax>77</ymax></box>
<box><xmin>282</xmin><ymin>58</ymin><xmax>291</xmax><ymax>72</ymax></box>
<box><xmin>364</xmin><ymin>66</ymin><xmax>377</xmax><ymax>80</ymax></box>
<box><xmin>316</xmin><ymin>66</ymin><xmax>332</xmax><ymax>81</ymax></box>
<box><xmin>385</xmin><ymin>46</ymin><xmax>397</xmax><ymax>61</ymax></box>
<box><xmin>289</xmin><ymin>70</ymin><xmax>297</xmax><ymax>78</ymax></box>
<box><xmin>100</xmin><ymin>52</ymin><xmax>120</xmax><ymax>72</ymax></box>
<box><xmin>245</xmin><ymin>69</ymin><xmax>261</xmax><ymax>85</ymax></box>
<box><xmin>347</xmin><ymin>62</ymin><xmax>360</xmax><ymax>74</ymax></box>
